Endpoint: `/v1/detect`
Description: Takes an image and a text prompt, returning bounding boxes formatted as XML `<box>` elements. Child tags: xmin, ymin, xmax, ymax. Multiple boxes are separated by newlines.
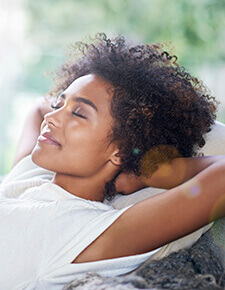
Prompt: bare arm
<box><xmin>75</xmin><ymin>155</ymin><xmax>225</xmax><ymax>263</ymax></box>
<box><xmin>115</xmin><ymin>155</ymin><xmax>220</xmax><ymax>193</ymax></box>
<box><xmin>12</xmin><ymin>96</ymin><xmax>53</xmax><ymax>167</ymax></box>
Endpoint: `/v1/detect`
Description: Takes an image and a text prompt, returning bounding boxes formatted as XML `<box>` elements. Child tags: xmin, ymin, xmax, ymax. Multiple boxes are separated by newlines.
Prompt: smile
<box><xmin>37</xmin><ymin>132</ymin><xmax>61</xmax><ymax>147</ymax></box>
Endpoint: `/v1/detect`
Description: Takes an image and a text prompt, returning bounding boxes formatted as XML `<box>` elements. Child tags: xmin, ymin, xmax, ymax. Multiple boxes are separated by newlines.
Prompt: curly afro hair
<box><xmin>49</xmin><ymin>33</ymin><xmax>218</xmax><ymax>197</ymax></box>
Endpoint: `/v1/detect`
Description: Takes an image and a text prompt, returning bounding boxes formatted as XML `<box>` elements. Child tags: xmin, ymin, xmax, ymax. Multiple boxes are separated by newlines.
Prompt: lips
<box><xmin>38</xmin><ymin>132</ymin><xmax>61</xmax><ymax>146</ymax></box>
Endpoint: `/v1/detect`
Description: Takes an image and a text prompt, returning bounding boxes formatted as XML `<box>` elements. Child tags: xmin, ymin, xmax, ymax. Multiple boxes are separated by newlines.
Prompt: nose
<box><xmin>44</xmin><ymin>109</ymin><xmax>62</xmax><ymax>128</ymax></box>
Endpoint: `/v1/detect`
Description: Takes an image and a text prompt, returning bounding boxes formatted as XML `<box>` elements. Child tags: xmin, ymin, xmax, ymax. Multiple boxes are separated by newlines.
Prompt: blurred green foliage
<box><xmin>22</xmin><ymin>0</ymin><xmax>225</xmax><ymax>94</ymax></box>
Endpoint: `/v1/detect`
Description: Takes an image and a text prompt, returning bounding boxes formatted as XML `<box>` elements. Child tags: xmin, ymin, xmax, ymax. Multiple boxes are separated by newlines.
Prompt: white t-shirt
<box><xmin>0</xmin><ymin>156</ymin><xmax>162</xmax><ymax>290</ymax></box>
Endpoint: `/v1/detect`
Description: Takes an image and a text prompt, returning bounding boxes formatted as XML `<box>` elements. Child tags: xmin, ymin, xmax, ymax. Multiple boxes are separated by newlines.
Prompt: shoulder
<box><xmin>1</xmin><ymin>155</ymin><xmax>54</xmax><ymax>186</ymax></box>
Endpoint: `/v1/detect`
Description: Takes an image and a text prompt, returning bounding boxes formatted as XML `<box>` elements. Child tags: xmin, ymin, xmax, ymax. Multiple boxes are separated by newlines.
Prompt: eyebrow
<box><xmin>59</xmin><ymin>93</ymin><xmax>98</xmax><ymax>112</ymax></box>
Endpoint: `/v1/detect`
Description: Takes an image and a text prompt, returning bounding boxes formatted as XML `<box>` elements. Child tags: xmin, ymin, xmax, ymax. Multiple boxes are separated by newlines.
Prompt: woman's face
<box><xmin>32</xmin><ymin>74</ymin><xmax>120</xmax><ymax>177</ymax></box>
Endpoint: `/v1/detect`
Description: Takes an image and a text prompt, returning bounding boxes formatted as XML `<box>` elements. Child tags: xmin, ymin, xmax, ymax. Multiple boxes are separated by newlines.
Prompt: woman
<box><xmin>1</xmin><ymin>34</ymin><xmax>224</xmax><ymax>289</ymax></box>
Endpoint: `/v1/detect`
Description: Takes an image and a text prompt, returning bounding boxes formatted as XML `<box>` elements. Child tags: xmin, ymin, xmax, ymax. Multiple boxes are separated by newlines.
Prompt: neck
<box><xmin>52</xmin><ymin>165</ymin><xmax>119</xmax><ymax>202</ymax></box>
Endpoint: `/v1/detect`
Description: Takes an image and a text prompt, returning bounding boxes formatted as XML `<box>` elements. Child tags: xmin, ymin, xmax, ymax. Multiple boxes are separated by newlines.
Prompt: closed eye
<box><xmin>51</xmin><ymin>103</ymin><xmax>87</xmax><ymax>119</ymax></box>
<box><xmin>73</xmin><ymin>107</ymin><xmax>87</xmax><ymax>119</ymax></box>
<box><xmin>72</xmin><ymin>112</ymin><xmax>86</xmax><ymax>119</ymax></box>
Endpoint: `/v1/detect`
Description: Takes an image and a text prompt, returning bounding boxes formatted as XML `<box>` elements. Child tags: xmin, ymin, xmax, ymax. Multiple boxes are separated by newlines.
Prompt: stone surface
<box><xmin>64</xmin><ymin>273</ymin><xmax>148</xmax><ymax>290</ymax></box>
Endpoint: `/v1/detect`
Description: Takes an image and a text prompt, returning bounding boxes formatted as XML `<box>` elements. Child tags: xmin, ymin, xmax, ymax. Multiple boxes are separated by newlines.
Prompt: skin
<box><xmin>31</xmin><ymin>74</ymin><xmax>121</xmax><ymax>201</ymax></box>
<box><xmin>12</xmin><ymin>73</ymin><xmax>225</xmax><ymax>264</ymax></box>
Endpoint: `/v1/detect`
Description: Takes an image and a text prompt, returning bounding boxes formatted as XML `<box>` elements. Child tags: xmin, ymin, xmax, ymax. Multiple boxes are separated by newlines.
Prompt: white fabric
<box><xmin>0</xmin><ymin>157</ymin><xmax>160</xmax><ymax>290</ymax></box>
<box><xmin>1</xmin><ymin>120</ymin><xmax>224</xmax><ymax>290</ymax></box>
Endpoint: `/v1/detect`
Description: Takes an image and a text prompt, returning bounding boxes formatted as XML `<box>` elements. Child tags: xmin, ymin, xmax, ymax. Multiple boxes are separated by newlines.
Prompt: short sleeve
<box><xmin>1</xmin><ymin>155</ymin><xmax>54</xmax><ymax>186</ymax></box>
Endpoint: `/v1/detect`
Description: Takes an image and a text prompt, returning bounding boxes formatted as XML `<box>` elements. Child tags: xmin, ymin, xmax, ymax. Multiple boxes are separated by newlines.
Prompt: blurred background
<box><xmin>0</xmin><ymin>0</ymin><xmax>225</xmax><ymax>175</ymax></box>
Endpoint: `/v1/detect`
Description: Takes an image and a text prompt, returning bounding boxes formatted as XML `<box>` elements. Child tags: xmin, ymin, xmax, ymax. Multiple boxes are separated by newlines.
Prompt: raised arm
<box><xmin>75</xmin><ymin>155</ymin><xmax>225</xmax><ymax>263</ymax></box>
<box><xmin>12</xmin><ymin>96</ymin><xmax>53</xmax><ymax>167</ymax></box>
<box><xmin>115</xmin><ymin>155</ymin><xmax>221</xmax><ymax>193</ymax></box>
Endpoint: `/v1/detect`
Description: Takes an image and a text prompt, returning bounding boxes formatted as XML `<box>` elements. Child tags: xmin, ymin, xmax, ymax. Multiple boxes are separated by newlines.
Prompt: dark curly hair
<box><xmin>49</xmin><ymin>33</ymin><xmax>218</xmax><ymax>199</ymax></box>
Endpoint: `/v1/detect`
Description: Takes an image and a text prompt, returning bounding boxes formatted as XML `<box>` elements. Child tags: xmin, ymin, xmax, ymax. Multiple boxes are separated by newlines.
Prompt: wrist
<box><xmin>115</xmin><ymin>172</ymin><xmax>146</xmax><ymax>195</ymax></box>
<box><xmin>36</xmin><ymin>96</ymin><xmax>54</xmax><ymax>119</ymax></box>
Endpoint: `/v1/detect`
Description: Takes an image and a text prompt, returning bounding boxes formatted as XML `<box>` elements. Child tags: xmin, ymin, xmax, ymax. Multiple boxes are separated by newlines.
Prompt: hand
<box><xmin>115</xmin><ymin>172</ymin><xmax>146</xmax><ymax>195</ymax></box>
<box><xmin>12</xmin><ymin>95</ymin><xmax>55</xmax><ymax>167</ymax></box>
<box><xmin>37</xmin><ymin>95</ymin><xmax>55</xmax><ymax>119</ymax></box>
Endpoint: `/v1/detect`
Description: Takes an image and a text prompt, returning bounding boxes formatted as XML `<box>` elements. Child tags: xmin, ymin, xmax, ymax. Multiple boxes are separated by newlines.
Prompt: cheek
<box><xmin>61</xmin><ymin>134</ymin><xmax>110</xmax><ymax>174</ymax></box>
<box><xmin>67</xmin><ymin>135</ymin><xmax>108</xmax><ymax>164</ymax></box>
<box><xmin>70</xmin><ymin>125</ymin><xmax>109</xmax><ymax>152</ymax></box>
<box><xmin>31</xmin><ymin>123</ymin><xmax>112</xmax><ymax>176</ymax></box>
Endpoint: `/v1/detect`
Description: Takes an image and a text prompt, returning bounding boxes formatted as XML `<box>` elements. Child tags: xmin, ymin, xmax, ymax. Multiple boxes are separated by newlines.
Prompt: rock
<box><xmin>63</xmin><ymin>272</ymin><xmax>148</xmax><ymax>290</ymax></box>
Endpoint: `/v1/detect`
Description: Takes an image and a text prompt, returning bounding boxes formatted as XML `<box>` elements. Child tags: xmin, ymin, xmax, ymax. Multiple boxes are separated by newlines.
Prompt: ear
<box><xmin>110</xmin><ymin>149</ymin><xmax>122</xmax><ymax>166</ymax></box>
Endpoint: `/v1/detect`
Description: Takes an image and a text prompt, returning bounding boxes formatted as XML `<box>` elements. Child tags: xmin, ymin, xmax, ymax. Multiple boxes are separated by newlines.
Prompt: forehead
<box><xmin>63</xmin><ymin>74</ymin><xmax>113</xmax><ymax>109</ymax></box>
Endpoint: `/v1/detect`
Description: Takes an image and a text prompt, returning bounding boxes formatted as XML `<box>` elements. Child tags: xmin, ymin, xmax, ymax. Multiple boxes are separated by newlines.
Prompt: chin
<box><xmin>31</xmin><ymin>147</ymin><xmax>64</xmax><ymax>174</ymax></box>
<box><xmin>31</xmin><ymin>148</ymin><xmax>52</xmax><ymax>171</ymax></box>
<box><xmin>31</xmin><ymin>150</ymin><xmax>42</xmax><ymax>167</ymax></box>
